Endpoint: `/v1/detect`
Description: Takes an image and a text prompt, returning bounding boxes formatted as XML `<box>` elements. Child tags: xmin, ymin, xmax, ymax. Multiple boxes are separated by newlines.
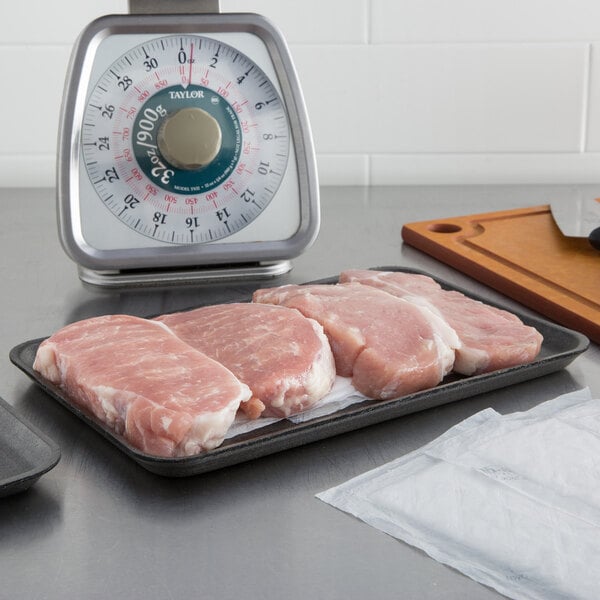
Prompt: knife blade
<box><xmin>550</xmin><ymin>194</ymin><xmax>600</xmax><ymax>249</ymax></box>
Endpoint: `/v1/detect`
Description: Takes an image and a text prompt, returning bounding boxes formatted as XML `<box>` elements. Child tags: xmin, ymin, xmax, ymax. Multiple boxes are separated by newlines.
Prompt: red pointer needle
<box><xmin>188</xmin><ymin>43</ymin><xmax>194</xmax><ymax>86</ymax></box>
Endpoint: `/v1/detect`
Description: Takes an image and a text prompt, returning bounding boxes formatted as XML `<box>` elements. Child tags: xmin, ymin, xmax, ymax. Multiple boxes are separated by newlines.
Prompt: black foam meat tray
<box><xmin>0</xmin><ymin>395</ymin><xmax>60</xmax><ymax>496</ymax></box>
<box><xmin>9</xmin><ymin>267</ymin><xmax>589</xmax><ymax>477</ymax></box>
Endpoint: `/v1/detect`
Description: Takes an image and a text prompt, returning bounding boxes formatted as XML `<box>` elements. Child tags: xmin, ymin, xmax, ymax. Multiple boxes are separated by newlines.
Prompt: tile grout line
<box><xmin>366</xmin><ymin>0</ymin><xmax>372</xmax><ymax>185</ymax></box>
<box><xmin>365</xmin><ymin>0</ymin><xmax>372</xmax><ymax>44</ymax></box>
<box><xmin>581</xmin><ymin>42</ymin><xmax>593</xmax><ymax>153</ymax></box>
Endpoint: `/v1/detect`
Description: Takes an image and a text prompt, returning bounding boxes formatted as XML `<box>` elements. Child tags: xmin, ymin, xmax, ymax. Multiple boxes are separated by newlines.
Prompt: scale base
<box><xmin>78</xmin><ymin>261</ymin><xmax>292</xmax><ymax>289</ymax></box>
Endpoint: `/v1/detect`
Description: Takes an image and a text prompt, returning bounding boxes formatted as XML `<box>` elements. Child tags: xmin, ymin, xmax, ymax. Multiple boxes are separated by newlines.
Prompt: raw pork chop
<box><xmin>156</xmin><ymin>303</ymin><xmax>336</xmax><ymax>418</ymax></box>
<box><xmin>340</xmin><ymin>269</ymin><xmax>543</xmax><ymax>375</ymax></box>
<box><xmin>33</xmin><ymin>314</ymin><xmax>251</xmax><ymax>457</ymax></box>
<box><xmin>253</xmin><ymin>282</ymin><xmax>460</xmax><ymax>399</ymax></box>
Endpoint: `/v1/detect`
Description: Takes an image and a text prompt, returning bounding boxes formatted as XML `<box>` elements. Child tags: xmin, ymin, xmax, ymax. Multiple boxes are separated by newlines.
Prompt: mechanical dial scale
<box><xmin>57</xmin><ymin>0</ymin><xmax>319</xmax><ymax>286</ymax></box>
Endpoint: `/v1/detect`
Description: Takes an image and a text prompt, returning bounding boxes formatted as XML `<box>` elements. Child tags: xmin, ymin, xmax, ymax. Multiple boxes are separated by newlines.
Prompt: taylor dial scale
<box><xmin>57</xmin><ymin>0</ymin><xmax>319</xmax><ymax>286</ymax></box>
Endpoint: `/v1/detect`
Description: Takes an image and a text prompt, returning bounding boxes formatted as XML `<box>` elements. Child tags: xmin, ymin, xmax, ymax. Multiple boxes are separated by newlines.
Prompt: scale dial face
<box><xmin>82</xmin><ymin>34</ymin><xmax>290</xmax><ymax>245</ymax></box>
<box><xmin>58</xmin><ymin>14</ymin><xmax>319</xmax><ymax>272</ymax></box>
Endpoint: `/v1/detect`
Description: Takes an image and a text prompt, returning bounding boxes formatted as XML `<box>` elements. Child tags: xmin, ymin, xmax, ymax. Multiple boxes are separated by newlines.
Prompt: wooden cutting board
<box><xmin>401</xmin><ymin>205</ymin><xmax>600</xmax><ymax>343</ymax></box>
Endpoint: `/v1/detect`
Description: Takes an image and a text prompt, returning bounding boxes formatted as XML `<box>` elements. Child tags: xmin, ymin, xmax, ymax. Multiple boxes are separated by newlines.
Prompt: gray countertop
<box><xmin>1</xmin><ymin>185</ymin><xmax>598</xmax><ymax>600</ymax></box>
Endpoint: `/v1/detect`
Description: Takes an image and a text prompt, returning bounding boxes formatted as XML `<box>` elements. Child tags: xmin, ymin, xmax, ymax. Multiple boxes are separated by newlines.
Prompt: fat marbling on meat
<box><xmin>340</xmin><ymin>269</ymin><xmax>543</xmax><ymax>375</ymax></box>
<box><xmin>156</xmin><ymin>303</ymin><xmax>336</xmax><ymax>418</ymax></box>
<box><xmin>33</xmin><ymin>314</ymin><xmax>251</xmax><ymax>457</ymax></box>
<box><xmin>253</xmin><ymin>282</ymin><xmax>460</xmax><ymax>399</ymax></box>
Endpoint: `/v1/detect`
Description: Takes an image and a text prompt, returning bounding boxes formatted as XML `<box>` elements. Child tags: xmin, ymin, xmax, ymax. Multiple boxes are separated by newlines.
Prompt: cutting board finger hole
<box><xmin>427</xmin><ymin>223</ymin><xmax>462</xmax><ymax>234</ymax></box>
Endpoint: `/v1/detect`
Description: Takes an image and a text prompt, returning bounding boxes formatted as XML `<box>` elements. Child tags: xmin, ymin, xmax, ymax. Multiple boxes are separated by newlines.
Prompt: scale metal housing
<box><xmin>57</xmin><ymin>0</ymin><xmax>319</xmax><ymax>286</ymax></box>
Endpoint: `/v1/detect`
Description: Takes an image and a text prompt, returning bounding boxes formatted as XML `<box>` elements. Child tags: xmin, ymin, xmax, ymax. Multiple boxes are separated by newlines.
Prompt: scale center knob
<box><xmin>157</xmin><ymin>107</ymin><xmax>222</xmax><ymax>170</ymax></box>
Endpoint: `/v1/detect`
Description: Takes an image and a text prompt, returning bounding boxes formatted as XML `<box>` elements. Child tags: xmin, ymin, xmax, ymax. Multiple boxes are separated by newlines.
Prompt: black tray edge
<box><xmin>0</xmin><ymin>396</ymin><xmax>61</xmax><ymax>497</ymax></box>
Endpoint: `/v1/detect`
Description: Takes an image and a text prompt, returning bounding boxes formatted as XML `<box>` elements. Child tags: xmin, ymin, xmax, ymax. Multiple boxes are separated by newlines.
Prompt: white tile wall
<box><xmin>370</xmin><ymin>0</ymin><xmax>600</xmax><ymax>43</ymax></box>
<box><xmin>2</xmin><ymin>0</ymin><xmax>600</xmax><ymax>187</ymax></box>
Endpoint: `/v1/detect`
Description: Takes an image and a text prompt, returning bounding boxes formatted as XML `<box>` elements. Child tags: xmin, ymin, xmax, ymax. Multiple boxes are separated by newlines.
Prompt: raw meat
<box><xmin>156</xmin><ymin>303</ymin><xmax>336</xmax><ymax>418</ymax></box>
<box><xmin>253</xmin><ymin>282</ymin><xmax>460</xmax><ymax>399</ymax></box>
<box><xmin>32</xmin><ymin>314</ymin><xmax>251</xmax><ymax>457</ymax></box>
<box><xmin>340</xmin><ymin>269</ymin><xmax>543</xmax><ymax>375</ymax></box>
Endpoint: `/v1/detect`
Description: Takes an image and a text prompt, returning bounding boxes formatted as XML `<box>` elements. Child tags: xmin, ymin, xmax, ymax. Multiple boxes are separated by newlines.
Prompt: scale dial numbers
<box><xmin>80</xmin><ymin>34</ymin><xmax>290</xmax><ymax>244</ymax></box>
